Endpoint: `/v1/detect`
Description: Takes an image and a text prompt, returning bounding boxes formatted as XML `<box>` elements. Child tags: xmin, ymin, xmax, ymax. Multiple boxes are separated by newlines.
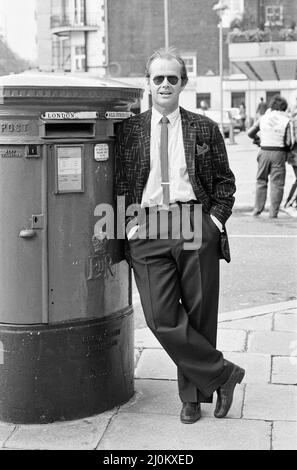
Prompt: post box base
<box><xmin>0</xmin><ymin>308</ymin><xmax>134</xmax><ymax>424</ymax></box>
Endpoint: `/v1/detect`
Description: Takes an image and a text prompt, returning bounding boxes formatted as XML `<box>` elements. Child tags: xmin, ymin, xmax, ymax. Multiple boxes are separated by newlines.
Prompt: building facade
<box><xmin>36</xmin><ymin>0</ymin><xmax>107</xmax><ymax>74</ymax></box>
<box><xmin>36</xmin><ymin>0</ymin><xmax>297</xmax><ymax>119</ymax></box>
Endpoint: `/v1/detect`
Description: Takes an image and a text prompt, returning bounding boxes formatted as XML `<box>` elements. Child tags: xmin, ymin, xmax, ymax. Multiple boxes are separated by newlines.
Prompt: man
<box><xmin>248</xmin><ymin>94</ymin><xmax>291</xmax><ymax>218</ymax></box>
<box><xmin>114</xmin><ymin>47</ymin><xmax>245</xmax><ymax>423</ymax></box>
<box><xmin>256</xmin><ymin>97</ymin><xmax>267</xmax><ymax>119</ymax></box>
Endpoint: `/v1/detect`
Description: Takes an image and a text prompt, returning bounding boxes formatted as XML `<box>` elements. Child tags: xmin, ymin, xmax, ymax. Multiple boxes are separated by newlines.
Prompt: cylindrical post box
<box><xmin>0</xmin><ymin>73</ymin><xmax>143</xmax><ymax>423</ymax></box>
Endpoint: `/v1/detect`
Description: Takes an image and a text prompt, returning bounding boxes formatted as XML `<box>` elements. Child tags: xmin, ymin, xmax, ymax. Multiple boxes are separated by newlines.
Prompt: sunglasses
<box><xmin>152</xmin><ymin>75</ymin><xmax>180</xmax><ymax>85</ymax></box>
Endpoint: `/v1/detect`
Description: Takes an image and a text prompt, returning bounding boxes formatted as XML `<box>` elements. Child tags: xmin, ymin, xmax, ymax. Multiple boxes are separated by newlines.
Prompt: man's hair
<box><xmin>269</xmin><ymin>94</ymin><xmax>288</xmax><ymax>111</ymax></box>
<box><xmin>145</xmin><ymin>47</ymin><xmax>189</xmax><ymax>86</ymax></box>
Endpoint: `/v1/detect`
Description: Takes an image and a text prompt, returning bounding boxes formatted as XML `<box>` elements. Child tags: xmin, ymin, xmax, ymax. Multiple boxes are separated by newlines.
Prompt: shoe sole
<box><xmin>180</xmin><ymin>415</ymin><xmax>201</xmax><ymax>424</ymax></box>
<box><xmin>214</xmin><ymin>367</ymin><xmax>245</xmax><ymax>419</ymax></box>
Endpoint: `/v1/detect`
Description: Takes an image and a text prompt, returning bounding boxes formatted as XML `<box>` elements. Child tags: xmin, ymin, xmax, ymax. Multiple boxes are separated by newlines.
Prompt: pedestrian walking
<box><xmin>289</xmin><ymin>97</ymin><xmax>297</xmax><ymax>118</ymax></box>
<box><xmin>256</xmin><ymin>97</ymin><xmax>267</xmax><ymax>119</ymax></box>
<box><xmin>114</xmin><ymin>46</ymin><xmax>245</xmax><ymax>424</ymax></box>
<box><xmin>247</xmin><ymin>94</ymin><xmax>291</xmax><ymax>218</ymax></box>
<box><xmin>239</xmin><ymin>102</ymin><xmax>246</xmax><ymax>131</ymax></box>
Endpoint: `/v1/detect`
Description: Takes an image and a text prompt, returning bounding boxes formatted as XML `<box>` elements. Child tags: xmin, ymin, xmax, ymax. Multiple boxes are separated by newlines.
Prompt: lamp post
<box><xmin>164</xmin><ymin>0</ymin><xmax>169</xmax><ymax>48</ymax></box>
<box><xmin>213</xmin><ymin>1</ymin><xmax>228</xmax><ymax>135</ymax></box>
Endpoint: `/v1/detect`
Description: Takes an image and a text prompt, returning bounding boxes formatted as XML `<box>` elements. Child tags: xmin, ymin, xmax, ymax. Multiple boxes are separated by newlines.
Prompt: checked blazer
<box><xmin>114</xmin><ymin>106</ymin><xmax>236</xmax><ymax>262</ymax></box>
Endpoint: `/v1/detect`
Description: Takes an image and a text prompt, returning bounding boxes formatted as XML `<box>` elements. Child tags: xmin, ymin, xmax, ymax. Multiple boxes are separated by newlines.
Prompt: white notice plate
<box><xmin>105</xmin><ymin>111</ymin><xmax>133</xmax><ymax>119</ymax></box>
<box><xmin>56</xmin><ymin>145</ymin><xmax>83</xmax><ymax>192</ymax></box>
<box><xmin>94</xmin><ymin>144</ymin><xmax>109</xmax><ymax>161</ymax></box>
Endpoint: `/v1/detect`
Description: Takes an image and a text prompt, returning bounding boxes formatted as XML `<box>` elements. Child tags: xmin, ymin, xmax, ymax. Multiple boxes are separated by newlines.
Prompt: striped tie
<box><xmin>160</xmin><ymin>116</ymin><xmax>170</xmax><ymax>206</ymax></box>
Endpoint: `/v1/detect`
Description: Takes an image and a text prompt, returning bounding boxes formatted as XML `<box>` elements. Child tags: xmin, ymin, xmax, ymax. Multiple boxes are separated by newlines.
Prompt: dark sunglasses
<box><xmin>152</xmin><ymin>75</ymin><xmax>180</xmax><ymax>85</ymax></box>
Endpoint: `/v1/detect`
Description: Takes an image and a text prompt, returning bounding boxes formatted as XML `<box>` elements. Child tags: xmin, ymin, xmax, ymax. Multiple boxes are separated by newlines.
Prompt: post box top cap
<box><xmin>0</xmin><ymin>72</ymin><xmax>143</xmax><ymax>91</ymax></box>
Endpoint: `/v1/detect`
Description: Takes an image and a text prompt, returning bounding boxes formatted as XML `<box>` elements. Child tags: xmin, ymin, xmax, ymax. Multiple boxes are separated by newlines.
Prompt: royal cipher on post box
<box><xmin>0</xmin><ymin>73</ymin><xmax>143</xmax><ymax>424</ymax></box>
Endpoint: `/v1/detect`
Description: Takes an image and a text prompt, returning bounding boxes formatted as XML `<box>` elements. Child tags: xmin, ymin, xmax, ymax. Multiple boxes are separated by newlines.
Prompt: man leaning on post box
<box><xmin>114</xmin><ymin>47</ymin><xmax>245</xmax><ymax>423</ymax></box>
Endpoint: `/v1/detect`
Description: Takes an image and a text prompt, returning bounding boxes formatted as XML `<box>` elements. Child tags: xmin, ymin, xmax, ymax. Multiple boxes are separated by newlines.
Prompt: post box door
<box><xmin>0</xmin><ymin>147</ymin><xmax>45</xmax><ymax>324</ymax></box>
<box><xmin>47</xmin><ymin>142</ymin><xmax>129</xmax><ymax>323</ymax></box>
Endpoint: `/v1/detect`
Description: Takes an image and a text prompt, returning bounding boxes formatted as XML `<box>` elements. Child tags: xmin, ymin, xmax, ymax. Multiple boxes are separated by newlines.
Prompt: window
<box><xmin>64</xmin><ymin>0</ymin><xmax>84</xmax><ymax>25</ymax></box>
<box><xmin>52</xmin><ymin>36</ymin><xmax>71</xmax><ymax>72</ymax></box>
<box><xmin>74</xmin><ymin>0</ymin><xmax>84</xmax><ymax>24</ymax></box>
<box><xmin>74</xmin><ymin>46</ymin><xmax>86</xmax><ymax>71</ymax></box>
<box><xmin>231</xmin><ymin>92</ymin><xmax>245</xmax><ymax>108</ymax></box>
<box><xmin>266</xmin><ymin>91</ymin><xmax>281</xmax><ymax>106</ymax></box>
<box><xmin>265</xmin><ymin>6</ymin><xmax>283</xmax><ymax>26</ymax></box>
<box><xmin>196</xmin><ymin>93</ymin><xmax>211</xmax><ymax>109</ymax></box>
<box><xmin>182</xmin><ymin>56</ymin><xmax>197</xmax><ymax>77</ymax></box>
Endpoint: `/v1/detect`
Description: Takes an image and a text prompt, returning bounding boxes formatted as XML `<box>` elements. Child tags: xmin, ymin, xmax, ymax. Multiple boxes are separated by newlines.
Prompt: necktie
<box><xmin>160</xmin><ymin>116</ymin><xmax>170</xmax><ymax>206</ymax></box>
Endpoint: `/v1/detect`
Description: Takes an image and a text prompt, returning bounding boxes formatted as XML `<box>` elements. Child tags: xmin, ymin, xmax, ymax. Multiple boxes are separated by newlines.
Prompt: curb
<box><xmin>219</xmin><ymin>299</ymin><xmax>297</xmax><ymax>323</ymax></box>
<box><xmin>133</xmin><ymin>300</ymin><xmax>297</xmax><ymax>330</ymax></box>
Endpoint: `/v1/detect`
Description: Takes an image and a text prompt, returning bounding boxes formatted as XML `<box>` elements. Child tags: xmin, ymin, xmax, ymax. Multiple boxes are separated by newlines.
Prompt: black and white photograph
<box><xmin>0</xmin><ymin>0</ymin><xmax>296</xmax><ymax>453</ymax></box>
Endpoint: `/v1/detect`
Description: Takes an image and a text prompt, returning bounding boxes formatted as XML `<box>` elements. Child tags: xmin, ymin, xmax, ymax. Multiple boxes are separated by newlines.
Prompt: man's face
<box><xmin>148</xmin><ymin>58</ymin><xmax>185</xmax><ymax>115</ymax></box>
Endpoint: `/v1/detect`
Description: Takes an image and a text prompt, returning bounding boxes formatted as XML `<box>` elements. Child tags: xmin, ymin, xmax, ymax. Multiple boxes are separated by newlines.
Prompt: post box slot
<box><xmin>42</xmin><ymin>121</ymin><xmax>95</xmax><ymax>138</ymax></box>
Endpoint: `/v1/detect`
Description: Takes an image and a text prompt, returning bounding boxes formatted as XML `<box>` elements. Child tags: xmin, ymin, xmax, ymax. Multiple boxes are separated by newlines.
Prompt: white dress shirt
<box><xmin>141</xmin><ymin>107</ymin><xmax>196</xmax><ymax>208</ymax></box>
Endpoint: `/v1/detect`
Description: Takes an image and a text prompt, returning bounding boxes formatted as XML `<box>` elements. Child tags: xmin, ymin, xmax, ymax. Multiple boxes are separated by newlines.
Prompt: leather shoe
<box><xmin>214</xmin><ymin>364</ymin><xmax>245</xmax><ymax>418</ymax></box>
<box><xmin>180</xmin><ymin>402</ymin><xmax>201</xmax><ymax>424</ymax></box>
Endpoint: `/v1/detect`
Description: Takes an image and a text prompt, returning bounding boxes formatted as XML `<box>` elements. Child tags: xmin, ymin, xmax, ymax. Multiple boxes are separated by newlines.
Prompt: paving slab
<box><xmin>135</xmin><ymin>328</ymin><xmax>161</xmax><ymax>349</ymax></box>
<box><xmin>135</xmin><ymin>348</ymin><xmax>271</xmax><ymax>384</ymax></box>
<box><xmin>120</xmin><ymin>379</ymin><xmax>244</xmax><ymax>419</ymax></box>
<box><xmin>272</xmin><ymin>356</ymin><xmax>297</xmax><ymax>384</ymax></box>
<box><xmin>217</xmin><ymin>329</ymin><xmax>247</xmax><ymax>352</ymax></box>
<box><xmin>135</xmin><ymin>349</ymin><xmax>176</xmax><ymax>380</ymax></box>
<box><xmin>248</xmin><ymin>331</ymin><xmax>297</xmax><ymax>356</ymax></box>
<box><xmin>135</xmin><ymin>327</ymin><xmax>248</xmax><ymax>351</ymax></box>
<box><xmin>243</xmin><ymin>384</ymin><xmax>297</xmax><ymax>421</ymax></box>
<box><xmin>272</xmin><ymin>421</ymin><xmax>297</xmax><ymax>450</ymax></box>
<box><xmin>274</xmin><ymin>313</ymin><xmax>297</xmax><ymax>332</ymax></box>
<box><xmin>97</xmin><ymin>413</ymin><xmax>271</xmax><ymax>450</ymax></box>
<box><xmin>4</xmin><ymin>412</ymin><xmax>114</xmax><ymax>450</ymax></box>
<box><xmin>0</xmin><ymin>424</ymin><xmax>15</xmax><ymax>448</ymax></box>
<box><xmin>224</xmin><ymin>352</ymin><xmax>271</xmax><ymax>384</ymax></box>
<box><xmin>219</xmin><ymin>314</ymin><xmax>273</xmax><ymax>331</ymax></box>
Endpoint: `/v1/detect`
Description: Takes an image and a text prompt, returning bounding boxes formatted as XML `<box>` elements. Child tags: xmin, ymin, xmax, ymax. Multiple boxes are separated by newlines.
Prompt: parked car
<box><xmin>227</xmin><ymin>107</ymin><xmax>242</xmax><ymax>131</ymax></box>
<box><xmin>195</xmin><ymin>108</ymin><xmax>241</xmax><ymax>136</ymax></box>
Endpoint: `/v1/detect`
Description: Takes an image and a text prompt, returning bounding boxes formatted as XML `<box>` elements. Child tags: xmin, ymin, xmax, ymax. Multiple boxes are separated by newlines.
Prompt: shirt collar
<box><xmin>151</xmin><ymin>106</ymin><xmax>180</xmax><ymax>126</ymax></box>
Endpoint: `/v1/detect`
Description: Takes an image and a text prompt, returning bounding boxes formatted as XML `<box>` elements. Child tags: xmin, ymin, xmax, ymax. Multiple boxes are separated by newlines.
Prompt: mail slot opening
<box><xmin>41</xmin><ymin>121</ymin><xmax>95</xmax><ymax>138</ymax></box>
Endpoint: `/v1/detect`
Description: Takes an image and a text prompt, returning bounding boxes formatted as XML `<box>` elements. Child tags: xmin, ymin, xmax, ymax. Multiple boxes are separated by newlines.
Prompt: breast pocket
<box><xmin>195</xmin><ymin>142</ymin><xmax>211</xmax><ymax>171</ymax></box>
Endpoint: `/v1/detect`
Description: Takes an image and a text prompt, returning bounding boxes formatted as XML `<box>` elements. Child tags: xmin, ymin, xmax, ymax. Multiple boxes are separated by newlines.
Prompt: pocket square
<box><xmin>196</xmin><ymin>143</ymin><xmax>209</xmax><ymax>155</ymax></box>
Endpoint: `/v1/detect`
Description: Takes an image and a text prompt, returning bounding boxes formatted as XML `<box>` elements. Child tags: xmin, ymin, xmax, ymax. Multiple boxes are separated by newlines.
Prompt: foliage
<box><xmin>228</xmin><ymin>27</ymin><xmax>297</xmax><ymax>43</ymax></box>
<box><xmin>0</xmin><ymin>39</ymin><xmax>33</xmax><ymax>76</ymax></box>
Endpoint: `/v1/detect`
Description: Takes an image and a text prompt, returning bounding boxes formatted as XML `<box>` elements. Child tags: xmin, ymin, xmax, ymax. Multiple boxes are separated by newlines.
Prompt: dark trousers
<box><xmin>129</xmin><ymin>206</ymin><xmax>231</xmax><ymax>403</ymax></box>
<box><xmin>254</xmin><ymin>149</ymin><xmax>286</xmax><ymax>217</ymax></box>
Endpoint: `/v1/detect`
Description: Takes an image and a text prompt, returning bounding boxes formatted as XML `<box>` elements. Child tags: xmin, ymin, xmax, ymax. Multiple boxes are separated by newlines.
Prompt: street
<box><xmin>133</xmin><ymin>133</ymin><xmax>297</xmax><ymax>329</ymax></box>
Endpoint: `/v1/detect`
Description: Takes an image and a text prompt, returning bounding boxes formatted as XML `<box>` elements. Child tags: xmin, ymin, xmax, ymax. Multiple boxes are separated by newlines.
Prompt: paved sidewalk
<box><xmin>1</xmin><ymin>300</ymin><xmax>296</xmax><ymax>450</ymax></box>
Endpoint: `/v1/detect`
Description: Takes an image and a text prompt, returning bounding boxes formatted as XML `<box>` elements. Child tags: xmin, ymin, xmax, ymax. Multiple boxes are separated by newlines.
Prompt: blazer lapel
<box><xmin>180</xmin><ymin>107</ymin><xmax>210</xmax><ymax>207</ymax></box>
<box><xmin>180</xmin><ymin>107</ymin><xmax>198</xmax><ymax>192</ymax></box>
